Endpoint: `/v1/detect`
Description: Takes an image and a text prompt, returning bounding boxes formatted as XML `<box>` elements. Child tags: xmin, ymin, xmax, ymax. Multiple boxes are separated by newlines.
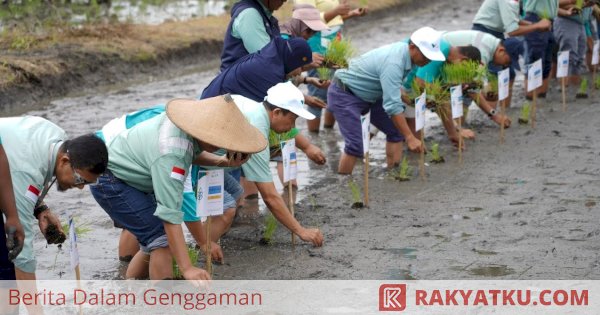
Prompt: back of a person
<box><xmin>443</xmin><ymin>30</ymin><xmax>499</xmax><ymax>65</ymax></box>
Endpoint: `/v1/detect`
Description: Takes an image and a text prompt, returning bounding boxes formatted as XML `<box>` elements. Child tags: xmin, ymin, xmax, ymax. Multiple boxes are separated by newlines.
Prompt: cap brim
<box><xmin>304</xmin><ymin>20</ymin><xmax>330</xmax><ymax>32</ymax></box>
<box><xmin>290</xmin><ymin>106</ymin><xmax>317</xmax><ymax>120</ymax></box>
<box><xmin>423</xmin><ymin>49</ymin><xmax>446</xmax><ymax>62</ymax></box>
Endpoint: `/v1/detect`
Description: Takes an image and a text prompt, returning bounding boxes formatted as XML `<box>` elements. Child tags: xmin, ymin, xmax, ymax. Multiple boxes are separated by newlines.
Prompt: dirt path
<box><xmin>28</xmin><ymin>0</ymin><xmax>600</xmax><ymax>280</ymax></box>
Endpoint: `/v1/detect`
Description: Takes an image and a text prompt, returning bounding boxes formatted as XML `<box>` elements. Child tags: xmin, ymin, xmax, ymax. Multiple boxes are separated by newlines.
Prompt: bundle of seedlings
<box><xmin>316</xmin><ymin>67</ymin><xmax>332</xmax><ymax>81</ymax></box>
<box><xmin>260</xmin><ymin>213</ymin><xmax>278</xmax><ymax>245</ymax></box>
<box><xmin>484</xmin><ymin>74</ymin><xmax>498</xmax><ymax>101</ymax></box>
<box><xmin>407</xmin><ymin>79</ymin><xmax>451</xmax><ymax>119</ymax></box>
<box><xmin>595</xmin><ymin>76</ymin><xmax>600</xmax><ymax>90</ymax></box>
<box><xmin>518</xmin><ymin>102</ymin><xmax>531</xmax><ymax>125</ymax></box>
<box><xmin>172</xmin><ymin>244</ymin><xmax>200</xmax><ymax>279</ymax></box>
<box><xmin>576</xmin><ymin>78</ymin><xmax>588</xmax><ymax>99</ymax></box>
<box><xmin>348</xmin><ymin>180</ymin><xmax>363</xmax><ymax>208</ymax></box>
<box><xmin>393</xmin><ymin>157</ymin><xmax>412</xmax><ymax>182</ymax></box>
<box><xmin>442</xmin><ymin>61</ymin><xmax>487</xmax><ymax>92</ymax></box>
<box><xmin>323</xmin><ymin>38</ymin><xmax>355</xmax><ymax>69</ymax></box>
<box><xmin>429</xmin><ymin>142</ymin><xmax>445</xmax><ymax>164</ymax></box>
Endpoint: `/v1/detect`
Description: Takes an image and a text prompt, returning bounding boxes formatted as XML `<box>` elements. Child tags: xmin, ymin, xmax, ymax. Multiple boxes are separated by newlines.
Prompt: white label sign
<box><xmin>361</xmin><ymin>112</ymin><xmax>370</xmax><ymax>154</ymax></box>
<box><xmin>527</xmin><ymin>59</ymin><xmax>543</xmax><ymax>92</ymax></box>
<box><xmin>557</xmin><ymin>51</ymin><xmax>570</xmax><ymax>78</ymax></box>
<box><xmin>415</xmin><ymin>92</ymin><xmax>427</xmax><ymax>132</ymax></box>
<box><xmin>196</xmin><ymin>169</ymin><xmax>225</xmax><ymax>217</ymax></box>
<box><xmin>498</xmin><ymin>68</ymin><xmax>510</xmax><ymax>101</ymax></box>
<box><xmin>68</xmin><ymin>216</ymin><xmax>79</xmax><ymax>270</ymax></box>
<box><xmin>450</xmin><ymin>85</ymin><xmax>463</xmax><ymax>119</ymax></box>
<box><xmin>593</xmin><ymin>41</ymin><xmax>600</xmax><ymax>65</ymax></box>
<box><xmin>282</xmin><ymin>139</ymin><xmax>298</xmax><ymax>183</ymax></box>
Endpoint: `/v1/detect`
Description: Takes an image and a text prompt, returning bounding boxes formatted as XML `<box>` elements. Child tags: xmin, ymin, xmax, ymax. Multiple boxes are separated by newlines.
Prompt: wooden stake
<box><xmin>562</xmin><ymin>77</ymin><xmax>567</xmax><ymax>112</ymax></box>
<box><xmin>75</xmin><ymin>265</ymin><xmax>83</xmax><ymax>315</ymax></box>
<box><xmin>419</xmin><ymin>129</ymin><xmax>425</xmax><ymax>181</ymax></box>
<box><xmin>289</xmin><ymin>181</ymin><xmax>296</xmax><ymax>246</ymax></box>
<box><xmin>364</xmin><ymin>152</ymin><xmax>369</xmax><ymax>207</ymax></box>
<box><xmin>457</xmin><ymin>117</ymin><xmax>463</xmax><ymax>164</ymax></box>
<box><xmin>531</xmin><ymin>88</ymin><xmax>537</xmax><ymax>129</ymax></box>
<box><xmin>500</xmin><ymin>99</ymin><xmax>506</xmax><ymax>144</ymax></box>
<box><xmin>593</xmin><ymin>67</ymin><xmax>597</xmax><ymax>97</ymax></box>
<box><xmin>205</xmin><ymin>216</ymin><xmax>212</xmax><ymax>276</ymax></box>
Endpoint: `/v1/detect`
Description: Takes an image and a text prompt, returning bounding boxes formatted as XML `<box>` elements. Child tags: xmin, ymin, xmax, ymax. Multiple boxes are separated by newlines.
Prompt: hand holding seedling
<box><xmin>305</xmin><ymin>145</ymin><xmax>327</xmax><ymax>165</ymax></box>
<box><xmin>6</xmin><ymin>223</ymin><xmax>24</xmax><ymax>260</ymax></box>
<box><xmin>306</xmin><ymin>77</ymin><xmax>331</xmax><ymax>89</ymax></box>
<box><xmin>406</xmin><ymin>135</ymin><xmax>424</xmax><ymax>153</ymax></box>
<box><xmin>38</xmin><ymin>210</ymin><xmax>66</xmax><ymax>244</ymax></box>
<box><xmin>459</xmin><ymin>128</ymin><xmax>476</xmax><ymax>139</ymax></box>
<box><xmin>298</xmin><ymin>227</ymin><xmax>324</xmax><ymax>247</ymax></box>
<box><xmin>492</xmin><ymin>113</ymin><xmax>511</xmax><ymax>128</ymax></box>
<box><xmin>310</xmin><ymin>53</ymin><xmax>325</xmax><ymax>69</ymax></box>
<box><xmin>182</xmin><ymin>265</ymin><xmax>212</xmax><ymax>283</ymax></box>
<box><xmin>449</xmin><ymin>135</ymin><xmax>467</xmax><ymax>151</ymax></box>
<box><xmin>348</xmin><ymin>7</ymin><xmax>368</xmax><ymax>18</ymax></box>
<box><xmin>200</xmin><ymin>241</ymin><xmax>224</xmax><ymax>264</ymax></box>
<box><xmin>305</xmin><ymin>95</ymin><xmax>327</xmax><ymax>109</ymax></box>
<box><xmin>225</xmin><ymin>152</ymin><xmax>251</xmax><ymax>167</ymax></box>
<box><xmin>335</xmin><ymin>1</ymin><xmax>352</xmax><ymax>16</ymax></box>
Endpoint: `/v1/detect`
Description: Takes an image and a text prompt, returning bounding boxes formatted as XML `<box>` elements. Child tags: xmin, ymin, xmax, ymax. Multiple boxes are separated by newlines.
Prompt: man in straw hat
<box><xmin>90</xmin><ymin>95</ymin><xmax>267</xmax><ymax>281</ymax></box>
<box><xmin>327</xmin><ymin>26</ymin><xmax>446</xmax><ymax>175</ymax></box>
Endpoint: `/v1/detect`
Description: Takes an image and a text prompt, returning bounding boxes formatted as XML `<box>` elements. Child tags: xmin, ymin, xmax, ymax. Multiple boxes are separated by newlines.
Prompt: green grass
<box><xmin>578</xmin><ymin>78</ymin><xmax>588</xmax><ymax>95</ymax></box>
<box><xmin>316</xmin><ymin>67</ymin><xmax>331</xmax><ymax>81</ymax></box>
<box><xmin>172</xmin><ymin>244</ymin><xmax>200</xmax><ymax>279</ymax></box>
<box><xmin>261</xmin><ymin>214</ymin><xmax>278</xmax><ymax>245</ymax></box>
<box><xmin>324</xmin><ymin>38</ymin><xmax>355</xmax><ymax>69</ymax></box>
<box><xmin>348</xmin><ymin>180</ymin><xmax>362</xmax><ymax>204</ymax></box>
<box><xmin>9</xmin><ymin>35</ymin><xmax>37</xmax><ymax>50</ymax></box>
<box><xmin>442</xmin><ymin>61</ymin><xmax>487</xmax><ymax>88</ymax></box>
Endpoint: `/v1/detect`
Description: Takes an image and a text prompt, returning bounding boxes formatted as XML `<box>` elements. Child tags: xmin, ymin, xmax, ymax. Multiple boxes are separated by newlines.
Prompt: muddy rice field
<box><xmin>17</xmin><ymin>0</ymin><xmax>600</xmax><ymax>280</ymax></box>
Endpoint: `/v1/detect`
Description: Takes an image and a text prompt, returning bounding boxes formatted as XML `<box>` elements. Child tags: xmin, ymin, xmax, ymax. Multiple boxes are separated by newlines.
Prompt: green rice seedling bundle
<box><xmin>576</xmin><ymin>78</ymin><xmax>588</xmax><ymax>98</ymax></box>
<box><xmin>518</xmin><ymin>102</ymin><xmax>530</xmax><ymax>125</ymax></box>
<box><xmin>442</xmin><ymin>61</ymin><xmax>486</xmax><ymax>90</ymax></box>
<box><xmin>172</xmin><ymin>244</ymin><xmax>200</xmax><ymax>279</ymax></box>
<box><xmin>324</xmin><ymin>38</ymin><xmax>355</xmax><ymax>68</ymax></box>
<box><xmin>395</xmin><ymin>157</ymin><xmax>412</xmax><ymax>181</ymax></box>
<box><xmin>485</xmin><ymin>74</ymin><xmax>498</xmax><ymax>100</ymax></box>
<box><xmin>348</xmin><ymin>180</ymin><xmax>363</xmax><ymax>208</ymax></box>
<box><xmin>260</xmin><ymin>213</ymin><xmax>278</xmax><ymax>245</ymax></box>
<box><xmin>316</xmin><ymin>67</ymin><xmax>332</xmax><ymax>81</ymax></box>
<box><xmin>430</xmin><ymin>142</ymin><xmax>445</xmax><ymax>164</ymax></box>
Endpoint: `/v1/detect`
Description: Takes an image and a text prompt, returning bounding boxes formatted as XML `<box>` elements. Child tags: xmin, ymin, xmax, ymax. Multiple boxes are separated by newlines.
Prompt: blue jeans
<box><xmin>306</xmin><ymin>68</ymin><xmax>330</xmax><ymax>118</ymax></box>
<box><xmin>523</xmin><ymin>13</ymin><xmax>555</xmax><ymax>79</ymax></box>
<box><xmin>472</xmin><ymin>23</ymin><xmax>524</xmax><ymax>80</ymax></box>
<box><xmin>90</xmin><ymin>170</ymin><xmax>167</xmax><ymax>253</ymax></box>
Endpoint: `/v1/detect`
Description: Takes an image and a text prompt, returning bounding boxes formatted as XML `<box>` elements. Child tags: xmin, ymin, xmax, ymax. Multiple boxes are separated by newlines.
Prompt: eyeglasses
<box><xmin>72</xmin><ymin>167</ymin><xmax>97</xmax><ymax>186</ymax></box>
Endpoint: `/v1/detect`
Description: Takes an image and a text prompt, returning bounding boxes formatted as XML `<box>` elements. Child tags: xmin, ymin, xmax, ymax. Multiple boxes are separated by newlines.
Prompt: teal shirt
<box><xmin>230</xmin><ymin>95</ymin><xmax>271</xmax><ymax>183</ymax></box>
<box><xmin>336</xmin><ymin>41</ymin><xmax>413</xmax><ymax>116</ymax></box>
<box><xmin>523</xmin><ymin>0</ymin><xmax>558</xmax><ymax>18</ymax></box>
<box><xmin>231</xmin><ymin>2</ymin><xmax>272</xmax><ymax>54</ymax></box>
<box><xmin>107</xmin><ymin>113</ymin><xmax>201</xmax><ymax>225</ymax></box>
<box><xmin>0</xmin><ymin>116</ymin><xmax>67</xmax><ymax>273</ymax></box>
<box><xmin>472</xmin><ymin>0</ymin><xmax>520</xmax><ymax>33</ymax></box>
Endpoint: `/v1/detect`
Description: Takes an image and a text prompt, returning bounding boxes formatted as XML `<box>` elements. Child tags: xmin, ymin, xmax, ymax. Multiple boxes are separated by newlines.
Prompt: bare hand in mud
<box><xmin>200</xmin><ymin>241</ymin><xmax>224</xmax><ymax>264</ymax></box>
<box><xmin>492</xmin><ymin>114</ymin><xmax>511</xmax><ymax>128</ymax></box>
<box><xmin>459</xmin><ymin>128</ymin><xmax>476</xmax><ymax>139</ymax></box>
<box><xmin>305</xmin><ymin>95</ymin><xmax>327</xmax><ymax>109</ymax></box>
<box><xmin>225</xmin><ymin>152</ymin><xmax>251</xmax><ymax>167</ymax></box>
<box><xmin>298</xmin><ymin>228</ymin><xmax>324</xmax><ymax>247</ymax></box>
<box><xmin>450</xmin><ymin>136</ymin><xmax>467</xmax><ymax>151</ymax></box>
<box><xmin>39</xmin><ymin>210</ymin><xmax>66</xmax><ymax>244</ymax></box>
<box><xmin>183</xmin><ymin>266</ymin><xmax>211</xmax><ymax>283</ymax></box>
<box><xmin>406</xmin><ymin>136</ymin><xmax>424</xmax><ymax>153</ymax></box>
<box><xmin>306</xmin><ymin>77</ymin><xmax>330</xmax><ymax>89</ymax></box>
<box><xmin>305</xmin><ymin>145</ymin><xmax>326</xmax><ymax>165</ymax></box>
<box><xmin>5</xmin><ymin>217</ymin><xmax>25</xmax><ymax>260</ymax></box>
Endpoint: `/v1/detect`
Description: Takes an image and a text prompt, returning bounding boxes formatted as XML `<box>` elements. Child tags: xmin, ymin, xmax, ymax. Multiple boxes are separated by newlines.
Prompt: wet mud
<box><xmin>26</xmin><ymin>0</ymin><xmax>600</xmax><ymax>280</ymax></box>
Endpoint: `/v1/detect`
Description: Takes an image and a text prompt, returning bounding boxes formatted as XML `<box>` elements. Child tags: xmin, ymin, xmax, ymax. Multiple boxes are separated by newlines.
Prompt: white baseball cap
<box><xmin>265</xmin><ymin>82</ymin><xmax>316</xmax><ymax>120</ymax></box>
<box><xmin>410</xmin><ymin>26</ymin><xmax>446</xmax><ymax>62</ymax></box>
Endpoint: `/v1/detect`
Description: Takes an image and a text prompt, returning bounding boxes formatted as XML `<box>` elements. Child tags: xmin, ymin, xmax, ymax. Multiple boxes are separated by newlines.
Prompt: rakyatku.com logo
<box><xmin>379</xmin><ymin>284</ymin><xmax>406</xmax><ymax>311</ymax></box>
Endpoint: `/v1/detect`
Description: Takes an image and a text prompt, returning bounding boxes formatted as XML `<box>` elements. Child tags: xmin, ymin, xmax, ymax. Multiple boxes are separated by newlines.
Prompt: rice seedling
<box><xmin>485</xmin><ymin>74</ymin><xmax>498</xmax><ymax>101</ymax></box>
<box><xmin>442</xmin><ymin>61</ymin><xmax>487</xmax><ymax>90</ymax></box>
<box><xmin>393</xmin><ymin>157</ymin><xmax>412</xmax><ymax>182</ymax></box>
<box><xmin>408</xmin><ymin>79</ymin><xmax>450</xmax><ymax>120</ymax></box>
<box><xmin>260</xmin><ymin>213</ymin><xmax>278</xmax><ymax>245</ymax></box>
<box><xmin>575</xmin><ymin>0</ymin><xmax>584</xmax><ymax>10</ymax></box>
<box><xmin>316</xmin><ymin>67</ymin><xmax>332</xmax><ymax>81</ymax></box>
<box><xmin>539</xmin><ymin>9</ymin><xmax>551</xmax><ymax>20</ymax></box>
<box><xmin>429</xmin><ymin>142</ymin><xmax>445</xmax><ymax>164</ymax></box>
<box><xmin>595</xmin><ymin>76</ymin><xmax>600</xmax><ymax>90</ymax></box>
<box><xmin>348</xmin><ymin>180</ymin><xmax>363</xmax><ymax>208</ymax></box>
<box><xmin>576</xmin><ymin>78</ymin><xmax>588</xmax><ymax>98</ymax></box>
<box><xmin>518</xmin><ymin>102</ymin><xmax>530</xmax><ymax>125</ymax></box>
<box><xmin>172</xmin><ymin>244</ymin><xmax>200</xmax><ymax>279</ymax></box>
<box><xmin>61</xmin><ymin>221</ymin><xmax>92</xmax><ymax>238</ymax></box>
<box><xmin>323</xmin><ymin>38</ymin><xmax>355</xmax><ymax>69</ymax></box>
<box><xmin>359</xmin><ymin>0</ymin><xmax>369</xmax><ymax>7</ymax></box>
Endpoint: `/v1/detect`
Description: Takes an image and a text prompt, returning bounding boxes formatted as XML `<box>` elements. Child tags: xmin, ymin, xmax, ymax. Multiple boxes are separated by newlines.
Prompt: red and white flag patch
<box><xmin>170</xmin><ymin>166</ymin><xmax>186</xmax><ymax>182</ymax></box>
<box><xmin>25</xmin><ymin>185</ymin><xmax>40</xmax><ymax>203</ymax></box>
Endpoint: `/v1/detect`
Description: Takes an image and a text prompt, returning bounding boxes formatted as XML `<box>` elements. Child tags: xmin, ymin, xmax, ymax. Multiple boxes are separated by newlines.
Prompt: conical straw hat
<box><xmin>166</xmin><ymin>94</ymin><xmax>267</xmax><ymax>154</ymax></box>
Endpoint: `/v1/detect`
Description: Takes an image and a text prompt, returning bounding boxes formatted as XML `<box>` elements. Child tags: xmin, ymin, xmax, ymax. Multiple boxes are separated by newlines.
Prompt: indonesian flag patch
<box><xmin>170</xmin><ymin>166</ymin><xmax>186</xmax><ymax>182</ymax></box>
<box><xmin>25</xmin><ymin>185</ymin><xmax>40</xmax><ymax>203</ymax></box>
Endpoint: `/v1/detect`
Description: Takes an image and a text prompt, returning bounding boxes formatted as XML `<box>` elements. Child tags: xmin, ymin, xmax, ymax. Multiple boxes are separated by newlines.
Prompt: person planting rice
<box><xmin>326</xmin><ymin>26</ymin><xmax>446</xmax><ymax>175</ymax></box>
<box><xmin>89</xmin><ymin>96</ymin><xmax>267</xmax><ymax>281</ymax></box>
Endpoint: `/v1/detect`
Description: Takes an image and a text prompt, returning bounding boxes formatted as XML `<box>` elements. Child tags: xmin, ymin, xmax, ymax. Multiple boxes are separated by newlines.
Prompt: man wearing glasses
<box><xmin>0</xmin><ymin>116</ymin><xmax>108</xmax><ymax>282</ymax></box>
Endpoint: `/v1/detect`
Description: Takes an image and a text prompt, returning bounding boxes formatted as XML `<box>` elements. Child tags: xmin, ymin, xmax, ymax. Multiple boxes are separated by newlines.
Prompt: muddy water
<box><xmin>27</xmin><ymin>0</ymin><xmax>600</xmax><ymax>281</ymax></box>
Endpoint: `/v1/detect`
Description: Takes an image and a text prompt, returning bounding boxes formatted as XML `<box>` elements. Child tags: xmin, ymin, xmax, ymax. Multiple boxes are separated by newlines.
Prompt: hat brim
<box><xmin>166</xmin><ymin>97</ymin><xmax>268</xmax><ymax>154</ymax></box>
<box><xmin>422</xmin><ymin>49</ymin><xmax>446</xmax><ymax>62</ymax></box>
<box><xmin>289</xmin><ymin>106</ymin><xmax>317</xmax><ymax>120</ymax></box>
<box><xmin>304</xmin><ymin>19</ymin><xmax>330</xmax><ymax>32</ymax></box>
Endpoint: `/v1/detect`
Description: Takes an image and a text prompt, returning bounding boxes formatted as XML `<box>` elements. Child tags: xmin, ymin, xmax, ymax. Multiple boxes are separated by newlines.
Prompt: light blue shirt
<box><xmin>335</xmin><ymin>42</ymin><xmax>413</xmax><ymax>116</ymax></box>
